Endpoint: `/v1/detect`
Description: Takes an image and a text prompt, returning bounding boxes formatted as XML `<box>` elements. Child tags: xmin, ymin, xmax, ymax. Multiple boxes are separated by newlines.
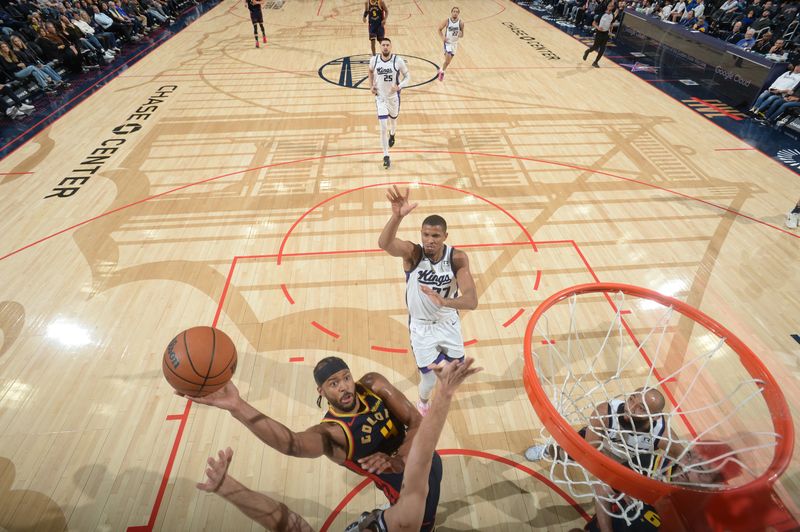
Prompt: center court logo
<box><xmin>318</xmin><ymin>54</ymin><xmax>439</xmax><ymax>90</ymax></box>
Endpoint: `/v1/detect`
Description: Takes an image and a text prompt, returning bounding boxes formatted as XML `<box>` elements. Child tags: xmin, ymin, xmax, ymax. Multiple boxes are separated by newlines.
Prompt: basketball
<box><xmin>162</xmin><ymin>326</ymin><xmax>237</xmax><ymax>397</ymax></box>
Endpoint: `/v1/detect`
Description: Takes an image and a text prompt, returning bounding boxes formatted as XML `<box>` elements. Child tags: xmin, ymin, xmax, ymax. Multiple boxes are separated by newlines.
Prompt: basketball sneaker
<box><xmin>388</xmin><ymin>133</ymin><xmax>395</xmax><ymax>147</ymax></box>
<box><xmin>255</xmin><ymin>40</ymin><xmax>260</xmax><ymax>48</ymax></box>
<box><xmin>262</xmin><ymin>36</ymin><xmax>267</xmax><ymax>43</ymax></box>
<box><xmin>416</xmin><ymin>400</ymin><xmax>430</xmax><ymax>416</ymax></box>
<box><xmin>583</xmin><ymin>49</ymin><xmax>590</xmax><ymax>61</ymax></box>
<box><xmin>786</xmin><ymin>211</ymin><xmax>799</xmax><ymax>229</ymax></box>
<box><xmin>383</xmin><ymin>155</ymin><xmax>390</xmax><ymax>169</ymax></box>
<box><xmin>524</xmin><ymin>443</ymin><xmax>549</xmax><ymax>461</ymax></box>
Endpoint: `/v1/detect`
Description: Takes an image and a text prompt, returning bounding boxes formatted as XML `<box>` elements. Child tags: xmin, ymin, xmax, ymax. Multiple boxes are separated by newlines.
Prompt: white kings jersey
<box><xmin>445</xmin><ymin>18</ymin><xmax>462</xmax><ymax>44</ymax></box>
<box><xmin>604</xmin><ymin>398</ymin><xmax>666</xmax><ymax>459</ymax></box>
<box><xmin>406</xmin><ymin>245</ymin><xmax>459</xmax><ymax>323</ymax></box>
<box><xmin>369</xmin><ymin>54</ymin><xmax>408</xmax><ymax>98</ymax></box>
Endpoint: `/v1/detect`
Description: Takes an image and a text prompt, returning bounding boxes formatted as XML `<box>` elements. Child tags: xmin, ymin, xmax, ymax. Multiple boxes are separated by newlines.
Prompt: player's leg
<box><xmin>409</xmin><ymin>322</ymin><xmax>444</xmax><ymax>413</ymax></box>
<box><xmin>376</xmin><ymin>95</ymin><xmax>390</xmax><ymax>167</ymax></box>
<box><xmin>592</xmin><ymin>34</ymin><xmax>608</xmax><ymax>66</ymax></box>
<box><xmin>251</xmin><ymin>21</ymin><xmax>259</xmax><ymax>47</ymax></box>
<box><xmin>259</xmin><ymin>22</ymin><xmax>266</xmax><ymax>42</ymax></box>
<box><xmin>369</xmin><ymin>34</ymin><xmax>376</xmax><ymax>54</ymax></box>
<box><xmin>387</xmin><ymin>94</ymin><xmax>399</xmax><ymax>147</ymax></box>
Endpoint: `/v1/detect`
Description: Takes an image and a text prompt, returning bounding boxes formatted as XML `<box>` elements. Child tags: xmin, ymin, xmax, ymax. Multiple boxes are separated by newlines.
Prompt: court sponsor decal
<box><xmin>777</xmin><ymin>148</ymin><xmax>800</xmax><ymax>169</ymax></box>
<box><xmin>45</xmin><ymin>85</ymin><xmax>178</xmax><ymax>199</ymax></box>
<box><xmin>502</xmin><ymin>21</ymin><xmax>560</xmax><ymax>60</ymax></box>
<box><xmin>681</xmin><ymin>98</ymin><xmax>746</xmax><ymax>121</ymax></box>
<box><xmin>318</xmin><ymin>55</ymin><xmax>438</xmax><ymax>90</ymax></box>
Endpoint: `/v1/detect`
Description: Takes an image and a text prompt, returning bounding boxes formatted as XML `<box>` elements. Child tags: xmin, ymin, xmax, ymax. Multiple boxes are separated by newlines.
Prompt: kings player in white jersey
<box><xmin>378</xmin><ymin>186</ymin><xmax>478</xmax><ymax>415</ymax></box>
<box><xmin>437</xmin><ymin>6</ymin><xmax>464</xmax><ymax>82</ymax></box>
<box><xmin>368</xmin><ymin>38</ymin><xmax>410</xmax><ymax>170</ymax></box>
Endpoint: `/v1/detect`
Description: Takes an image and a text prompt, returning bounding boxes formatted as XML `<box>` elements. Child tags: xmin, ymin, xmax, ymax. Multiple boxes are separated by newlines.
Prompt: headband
<box><xmin>313</xmin><ymin>356</ymin><xmax>349</xmax><ymax>386</ymax></box>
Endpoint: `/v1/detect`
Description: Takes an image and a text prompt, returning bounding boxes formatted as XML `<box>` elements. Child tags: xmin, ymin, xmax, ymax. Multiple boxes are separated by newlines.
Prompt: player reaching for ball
<box><xmin>378</xmin><ymin>186</ymin><xmax>478</xmax><ymax>416</ymax></box>
<box><xmin>186</xmin><ymin>356</ymin><xmax>464</xmax><ymax>531</ymax></box>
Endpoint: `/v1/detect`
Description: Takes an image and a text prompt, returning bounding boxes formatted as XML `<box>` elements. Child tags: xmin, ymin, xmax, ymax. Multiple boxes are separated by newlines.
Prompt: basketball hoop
<box><xmin>522</xmin><ymin>283</ymin><xmax>795</xmax><ymax>531</ymax></box>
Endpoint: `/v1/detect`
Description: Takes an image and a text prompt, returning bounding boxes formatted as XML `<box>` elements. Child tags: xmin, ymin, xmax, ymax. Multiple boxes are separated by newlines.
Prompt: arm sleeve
<box><xmin>397</xmin><ymin>57</ymin><xmax>410</xmax><ymax>89</ymax></box>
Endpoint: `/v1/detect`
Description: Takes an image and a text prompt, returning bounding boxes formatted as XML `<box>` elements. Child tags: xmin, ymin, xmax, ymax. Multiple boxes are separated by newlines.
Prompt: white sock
<box><xmin>389</xmin><ymin>117</ymin><xmax>397</xmax><ymax>136</ymax></box>
<box><xmin>380</xmin><ymin>118</ymin><xmax>389</xmax><ymax>156</ymax></box>
<box><xmin>419</xmin><ymin>370</ymin><xmax>436</xmax><ymax>402</ymax></box>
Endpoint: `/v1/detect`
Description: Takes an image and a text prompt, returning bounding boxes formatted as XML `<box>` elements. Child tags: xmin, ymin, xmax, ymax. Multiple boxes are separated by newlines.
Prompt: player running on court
<box><xmin>368</xmin><ymin>38</ymin><xmax>410</xmax><ymax>170</ymax></box>
<box><xmin>363</xmin><ymin>0</ymin><xmax>388</xmax><ymax>55</ymax></box>
<box><xmin>246</xmin><ymin>0</ymin><xmax>266</xmax><ymax>48</ymax></box>
<box><xmin>437</xmin><ymin>6</ymin><xmax>464</xmax><ymax>81</ymax></box>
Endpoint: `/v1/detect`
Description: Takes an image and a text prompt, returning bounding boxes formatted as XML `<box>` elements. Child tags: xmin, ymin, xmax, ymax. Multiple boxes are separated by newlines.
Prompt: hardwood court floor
<box><xmin>0</xmin><ymin>0</ymin><xmax>798</xmax><ymax>530</ymax></box>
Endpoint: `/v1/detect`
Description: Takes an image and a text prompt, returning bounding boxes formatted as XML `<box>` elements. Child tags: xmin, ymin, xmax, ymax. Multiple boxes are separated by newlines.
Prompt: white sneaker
<box><xmin>416</xmin><ymin>400</ymin><xmax>430</xmax><ymax>417</ymax></box>
<box><xmin>5</xmin><ymin>106</ymin><xmax>22</xmax><ymax>119</ymax></box>
<box><xmin>524</xmin><ymin>443</ymin><xmax>549</xmax><ymax>461</ymax></box>
<box><xmin>786</xmin><ymin>212</ymin><xmax>799</xmax><ymax>229</ymax></box>
<box><xmin>18</xmin><ymin>103</ymin><xmax>34</xmax><ymax>113</ymax></box>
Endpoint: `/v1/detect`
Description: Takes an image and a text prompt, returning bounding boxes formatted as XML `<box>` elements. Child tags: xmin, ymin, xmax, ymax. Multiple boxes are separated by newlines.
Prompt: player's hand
<box><xmin>358</xmin><ymin>452</ymin><xmax>404</xmax><ymax>474</ymax></box>
<box><xmin>197</xmin><ymin>447</ymin><xmax>233</xmax><ymax>492</ymax></box>
<box><xmin>181</xmin><ymin>381</ymin><xmax>242</xmax><ymax>412</ymax></box>
<box><xmin>458</xmin><ymin>30</ymin><xmax>463</xmax><ymax>37</ymax></box>
<box><xmin>420</xmin><ymin>285</ymin><xmax>445</xmax><ymax>306</ymax></box>
<box><xmin>428</xmin><ymin>357</ymin><xmax>482</xmax><ymax>395</ymax></box>
<box><xmin>371</xmin><ymin>85</ymin><xmax>378</xmax><ymax>95</ymax></box>
<box><xmin>386</xmin><ymin>184</ymin><xmax>418</xmax><ymax>217</ymax></box>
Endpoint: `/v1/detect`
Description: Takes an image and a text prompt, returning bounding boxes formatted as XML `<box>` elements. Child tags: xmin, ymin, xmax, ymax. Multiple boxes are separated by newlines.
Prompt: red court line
<box><xmin>534</xmin><ymin>270</ymin><xmax>542</xmax><ymax>291</ymax></box>
<box><xmin>212</xmin><ymin>257</ymin><xmax>238</xmax><ymax>327</ymax></box>
<box><xmin>502</xmin><ymin>308</ymin><xmax>526</xmax><ymax>328</ymax></box>
<box><xmin>0</xmin><ymin>171</ymin><xmax>33</xmax><ymax>175</ymax></box>
<box><xmin>321</xmin><ymin>449</ymin><xmax>590</xmax><ymax>530</ymax></box>
<box><xmin>289</xmin><ymin>356</ymin><xmax>304</xmax><ymax>362</ymax></box>
<box><xmin>464</xmin><ymin>339</ymin><xmax>478</xmax><ymax>346</ymax></box>
<box><xmin>6</xmin><ymin>148</ymin><xmax>798</xmax><ymax>263</ymax></box>
<box><xmin>541</xmin><ymin>339</ymin><xmax>555</xmax><ymax>345</ymax></box>
<box><xmin>371</xmin><ymin>345</ymin><xmax>408</xmax><ymax>354</ymax></box>
<box><xmin>689</xmin><ymin>97</ymin><xmax>743</xmax><ymax>121</ymax></box>
<box><xmin>316</xmin><ymin>0</ymin><xmax>324</xmax><ymax>16</ymax></box>
<box><xmin>280</xmin><ymin>283</ymin><xmax>295</xmax><ymax>304</ymax></box>
<box><xmin>276</xmin><ymin>180</ymin><xmax>538</xmax><ymax>265</ymax></box>
<box><xmin>311</xmin><ymin>320</ymin><xmax>340</xmax><ymax>339</ymax></box>
<box><xmin>714</xmin><ymin>147</ymin><xmax>756</xmax><ymax>151</ymax></box>
<box><xmin>412</xmin><ymin>0</ymin><xmax>424</xmax><ymax>14</ymax></box>
<box><xmin>127</xmin><ymin>399</ymin><xmax>192</xmax><ymax>531</ymax></box>
<box><xmin>320</xmin><ymin>478</ymin><xmax>372</xmax><ymax>532</ymax></box>
<box><xmin>620</xmin><ymin>309</ymin><xmax>632</xmax><ymax>315</ymax></box>
<box><xmin>165</xmin><ymin>414</ymin><xmax>183</xmax><ymax>421</ymax></box>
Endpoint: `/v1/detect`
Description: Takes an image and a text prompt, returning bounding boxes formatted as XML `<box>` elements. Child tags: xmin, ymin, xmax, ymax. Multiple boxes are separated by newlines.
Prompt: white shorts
<box><xmin>375</xmin><ymin>92</ymin><xmax>400</xmax><ymax>119</ymax></box>
<box><xmin>444</xmin><ymin>42</ymin><xmax>458</xmax><ymax>55</ymax></box>
<box><xmin>409</xmin><ymin>316</ymin><xmax>464</xmax><ymax>369</ymax></box>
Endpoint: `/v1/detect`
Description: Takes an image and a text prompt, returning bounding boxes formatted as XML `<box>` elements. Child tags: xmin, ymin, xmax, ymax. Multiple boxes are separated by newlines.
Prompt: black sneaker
<box><xmin>388</xmin><ymin>133</ymin><xmax>395</xmax><ymax>147</ymax></box>
<box><xmin>583</xmin><ymin>49</ymin><xmax>590</xmax><ymax>61</ymax></box>
<box><xmin>383</xmin><ymin>156</ymin><xmax>390</xmax><ymax>169</ymax></box>
<box><xmin>592</xmin><ymin>62</ymin><xmax>600</xmax><ymax>68</ymax></box>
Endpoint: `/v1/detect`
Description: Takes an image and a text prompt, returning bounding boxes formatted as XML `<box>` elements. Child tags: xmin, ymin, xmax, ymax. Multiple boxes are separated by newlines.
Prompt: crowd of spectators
<box><xmin>0</xmin><ymin>0</ymin><xmax>194</xmax><ymax>120</ymax></box>
<box><xmin>542</xmin><ymin>0</ymin><xmax>799</xmax><ymax>63</ymax></box>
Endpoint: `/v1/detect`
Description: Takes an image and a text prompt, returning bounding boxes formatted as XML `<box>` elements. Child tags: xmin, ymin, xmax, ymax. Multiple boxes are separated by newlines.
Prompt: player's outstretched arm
<box><xmin>198</xmin><ymin>448</ymin><xmax>314</xmax><ymax>532</ymax></box>
<box><xmin>378</xmin><ymin>185</ymin><xmax>418</xmax><ymax>260</ymax></box>
<box><xmin>186</xmin><ymin>382</ymin><xmax>340</xmax><ymax>460</ymax></box>
<box><xmin>383</xmin><ymin>358</ymin><xmax>482</xmax><ymax>531</ymax></box>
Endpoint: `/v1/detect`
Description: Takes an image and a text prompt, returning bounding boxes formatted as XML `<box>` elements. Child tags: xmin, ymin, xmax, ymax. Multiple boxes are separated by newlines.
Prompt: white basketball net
<box><xmin>530</xmin><ymin>290</ymin><xmax>780</xmax><ymax>525</ymax></box>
